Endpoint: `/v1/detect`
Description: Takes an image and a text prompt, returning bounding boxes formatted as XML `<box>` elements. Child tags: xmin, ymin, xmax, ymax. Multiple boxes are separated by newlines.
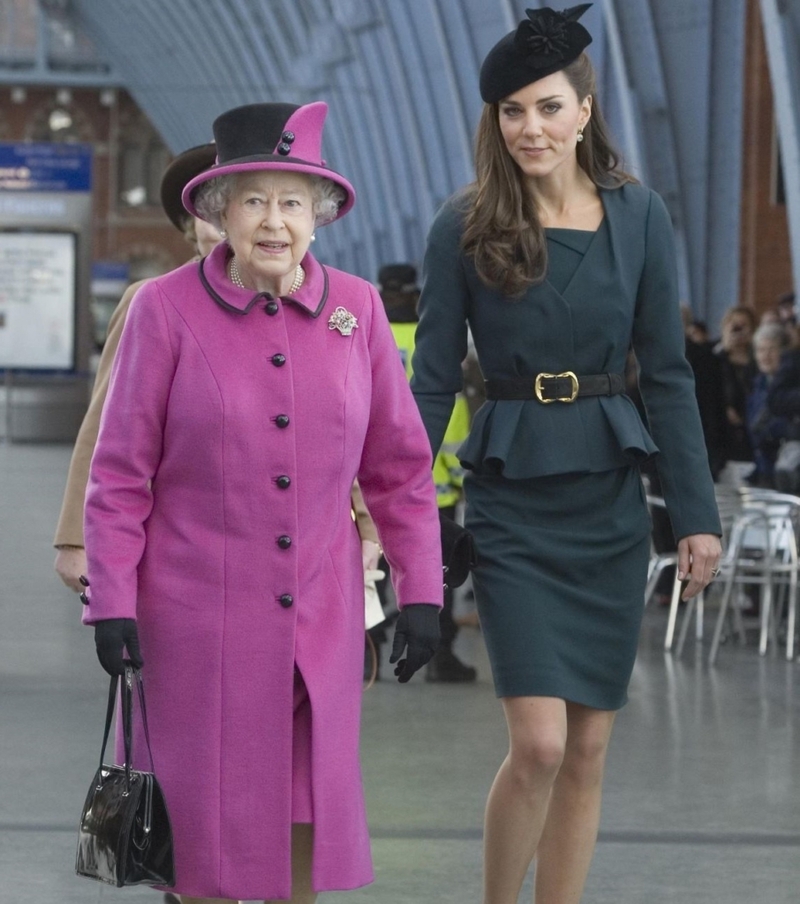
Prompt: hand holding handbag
<box><xmin>75</xmin><ymin>664</ymin><xmax>175</xmax><ymax>888</ymax></box>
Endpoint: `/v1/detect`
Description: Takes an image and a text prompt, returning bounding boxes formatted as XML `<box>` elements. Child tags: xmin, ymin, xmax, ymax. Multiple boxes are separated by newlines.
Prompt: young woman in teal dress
<box><xmin>410</xmin><ymin>7</ymin><xmax>722</xmax><ymax>903</ymax></box>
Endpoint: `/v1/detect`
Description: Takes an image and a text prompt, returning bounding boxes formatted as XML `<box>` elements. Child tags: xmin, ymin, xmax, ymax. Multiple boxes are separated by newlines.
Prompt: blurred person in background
<box><xmin>767</xmin><ymin>314</ymin><xmax>800</xmax><ymax>494</ymax></box>
<box><xmin>686</xmin><ymin>320</ymin><xmax>710</xmax><ymax>346</ymax></box>
<box><xmin>714</xmin><ymin>306</ymin><xmax>757</xmax><ymax>472</ymax></box>
<box><xmin>746</xmin><ymin>322</ymin><xmax>792</xmax><ymax>487</ymax></box>
<box><xmin>53</xmin><ymin>143</ymin><xmax>221</xmax><ymax>591</ymax></box>
<box><xmin>776</xmin><ymin>291</ymin><xmax>796</xmax><ymax>329</ymax></box>
<box><xmin>680</xmin><ymin>305</ymin><xmax>726</xmax><ymax>480</ymax></box>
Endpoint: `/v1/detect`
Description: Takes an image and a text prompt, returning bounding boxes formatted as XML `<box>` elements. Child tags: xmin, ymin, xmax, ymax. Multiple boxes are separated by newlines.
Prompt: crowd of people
<box><xmin>682</xmin><ymin>293</ymin><xmax>800</xmax><ymax>491</ymax></box>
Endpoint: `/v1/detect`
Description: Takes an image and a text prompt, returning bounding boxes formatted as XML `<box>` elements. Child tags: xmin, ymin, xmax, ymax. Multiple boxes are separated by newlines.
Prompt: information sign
<box><xmin>0</xmin><ymin>231</ymin><xmax>76</xmax><ymax>369</ymax></box>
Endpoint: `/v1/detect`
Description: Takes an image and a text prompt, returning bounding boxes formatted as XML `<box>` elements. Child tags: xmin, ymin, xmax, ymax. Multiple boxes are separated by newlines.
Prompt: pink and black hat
<box><xmin>182</xmin><ymin>101</ymin><xmax>355</xmax><ymax>222</ymax></box>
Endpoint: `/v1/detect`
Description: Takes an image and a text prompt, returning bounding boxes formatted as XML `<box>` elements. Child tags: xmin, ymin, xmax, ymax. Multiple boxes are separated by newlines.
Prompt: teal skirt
<box><xmin>464</xmin><ymin>467</ymin><xmax>652</xmax><ymax>710</ymax></box>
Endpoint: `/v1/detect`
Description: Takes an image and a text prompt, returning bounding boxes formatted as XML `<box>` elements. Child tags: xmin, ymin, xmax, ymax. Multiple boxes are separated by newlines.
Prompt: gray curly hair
<box><xmin>193</xmin><ymin>172</ymin><xmax>346</xmax><ymax>230</ymax></box>
<box><xmin>753</xmin><ymin>322</ymin><xmax>790</xmax><ymax>348</ymax></box>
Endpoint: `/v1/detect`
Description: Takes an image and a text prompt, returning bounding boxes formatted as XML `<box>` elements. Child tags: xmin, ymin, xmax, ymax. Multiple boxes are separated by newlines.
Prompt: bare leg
<box><xmin>483</xmin><ymin>696</ymin><xmax>568</xmax><ymax>904</ymax></box>
<box><xmin>264</xmin><ymin>823</ymin><xmax>317</xmax><ymax>904</ymax></box>
<box><xmin>534</xmin><ymin>703</ymin><xmax>616</xmax><ymax>904</ymax></box>
<box><xmin>178</xmin><ymin>896</ymin><xmax>236</xmax><ymax>904</ymax></box>
<box><xmin>179</xmin><ymin>824</ymin><xmax>316</xmax><ymax>904</ymax></box>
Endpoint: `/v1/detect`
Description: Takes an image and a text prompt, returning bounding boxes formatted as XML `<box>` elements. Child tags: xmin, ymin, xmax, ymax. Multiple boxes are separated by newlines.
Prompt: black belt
<box><xmin>485</xmin><ymin>371</ymin><xmax>625</xmax><ymax>403</ymax></box>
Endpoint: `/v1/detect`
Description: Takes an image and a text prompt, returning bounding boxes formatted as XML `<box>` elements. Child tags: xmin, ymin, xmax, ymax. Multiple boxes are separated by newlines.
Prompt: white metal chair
<box><xmin>708</xmin><ymin>491</ymin><xmax>800</xmax><ymax>664</ymax></box>
<box><xmin>667</xmin><ymin>484</ymin><xmax>743</xmax><ymax>656</ymax></box>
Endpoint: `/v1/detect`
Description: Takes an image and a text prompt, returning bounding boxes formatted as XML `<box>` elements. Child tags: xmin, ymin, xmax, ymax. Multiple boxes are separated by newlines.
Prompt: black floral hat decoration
<box><xmin>479</xmin><ymin>5</ymin><xmax>593</xmax><ymax>104</ymax></box>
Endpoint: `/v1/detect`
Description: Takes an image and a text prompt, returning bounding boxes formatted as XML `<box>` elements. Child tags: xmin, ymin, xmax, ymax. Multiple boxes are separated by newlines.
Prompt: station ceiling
<box><xmin>24</xmin><ymin>1</ymin><xmax>799</xmax><ymax>326</ymax></box>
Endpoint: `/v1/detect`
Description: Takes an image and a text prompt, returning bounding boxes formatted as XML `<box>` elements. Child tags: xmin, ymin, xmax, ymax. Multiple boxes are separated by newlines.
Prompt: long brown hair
<box><xmin>462</xmin><ymin>53</ymin><xmax>636</xmax><ymax>297</ymax></box>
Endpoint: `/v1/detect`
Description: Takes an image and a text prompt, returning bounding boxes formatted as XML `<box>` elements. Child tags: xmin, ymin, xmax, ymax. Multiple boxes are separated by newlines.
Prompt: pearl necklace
<box><xmin>288</xmin><ymin>265</ymin><xmax>305</xmax><ymax>294</ymax></box>
<box><xmin>229</xmin><ymin>257</ymin><xmax>304</xmax><ymax>295</ymax></box>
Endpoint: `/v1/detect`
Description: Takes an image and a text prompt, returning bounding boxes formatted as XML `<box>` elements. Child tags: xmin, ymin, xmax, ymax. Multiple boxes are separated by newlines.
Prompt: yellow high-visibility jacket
<box><xmin>390</xmin><ymin>321</ymin><xmax>469</xmax><ymax>509</ymax></box>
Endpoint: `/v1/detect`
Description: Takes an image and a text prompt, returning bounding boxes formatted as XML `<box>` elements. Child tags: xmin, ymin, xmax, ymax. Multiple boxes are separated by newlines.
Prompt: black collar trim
<box><xmin>285</xmin><ymin>266</ymin><xmax>329</xmax><ymax>318</ymax></box>
<box><xmin>198</xmin><ymin>257</ymin><xmax>330</xmax><ymax>318</ymax></box>
<box><xmin>199</xmin><ymin>257</ymin><xmax>264</xmax><ymax>314</ymax></box>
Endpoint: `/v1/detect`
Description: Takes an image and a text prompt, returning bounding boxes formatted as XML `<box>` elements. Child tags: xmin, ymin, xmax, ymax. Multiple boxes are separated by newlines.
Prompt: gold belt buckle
<box><xmin>534</xmin><ymin>371</ymin><xmax>579</xmax><ymax>404</ymax></box>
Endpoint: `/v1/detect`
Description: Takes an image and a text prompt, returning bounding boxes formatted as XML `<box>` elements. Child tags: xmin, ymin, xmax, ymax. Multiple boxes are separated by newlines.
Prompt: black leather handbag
<box><xmin>75</xmin><ymin>664</ymin><xmax>175</xmax><ymax>888</ymax></box>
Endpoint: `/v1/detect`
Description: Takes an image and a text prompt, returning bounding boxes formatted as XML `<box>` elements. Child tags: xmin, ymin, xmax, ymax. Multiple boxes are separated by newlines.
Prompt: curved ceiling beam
<box><xmin>760</xmin><ymin>0</ymin><xmax>800</xmax><ymax>300</ymax></box>
<box><xmin>68</xmin><ymin>0</ymin><xmax>749</xmax><ymax>316</ymax></box>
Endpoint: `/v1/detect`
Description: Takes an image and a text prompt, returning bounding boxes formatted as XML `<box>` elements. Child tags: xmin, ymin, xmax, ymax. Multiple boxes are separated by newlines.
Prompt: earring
<box><xmin>219</xmin><ymin>228</ymin><xmax>227</xmax><ymax>238</ymax></box>
<box><xmin>310</xmin><ymin>233</ymin><xmax>316</xmax><ymax>243</ymax></box>
<box><xmin>577</xmin><ymin>128</ymin><xmax>584</xmax><ymax>143</ymax></box>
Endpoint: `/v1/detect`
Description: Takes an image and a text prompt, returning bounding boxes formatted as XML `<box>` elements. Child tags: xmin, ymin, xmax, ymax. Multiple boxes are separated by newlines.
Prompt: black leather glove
<box><xmin>389</xmin><ymin>604</ymin><xmax>441</xmax><ymax>683</ymax></box>
<box><xmin>94</xmin><ymin>618</ymin><xmax>143</xmax><ymax>676</ymax></box>
<box><xmin>440</xmin><ymin>512</ymin><xmax>477</xmax><ymax>589</ymax></box>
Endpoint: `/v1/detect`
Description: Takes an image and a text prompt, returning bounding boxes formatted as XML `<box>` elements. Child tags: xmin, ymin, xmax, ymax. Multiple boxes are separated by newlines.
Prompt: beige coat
<box><xmin>53</xmin><ymin>281</ymin><xmax>378</xmax><ymax>547</ymax></box>
<box><xmin>53</xmin><ymin>280</ymin><xmax>146</xmax><ymax>547</ymax></box>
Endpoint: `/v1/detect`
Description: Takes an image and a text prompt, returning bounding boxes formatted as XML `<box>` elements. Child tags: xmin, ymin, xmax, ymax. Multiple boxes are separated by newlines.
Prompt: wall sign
<box><xmin>0</xmin><ymin>231</ymin><xmax>76</xmax><ymax>369</ymax></box>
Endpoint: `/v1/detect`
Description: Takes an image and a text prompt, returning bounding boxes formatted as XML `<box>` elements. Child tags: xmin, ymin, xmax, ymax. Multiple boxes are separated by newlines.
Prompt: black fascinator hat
<box><xmin>479</xmin><ymin>5</ymin><xmax>593</xmax><ymax>104</ymax></box>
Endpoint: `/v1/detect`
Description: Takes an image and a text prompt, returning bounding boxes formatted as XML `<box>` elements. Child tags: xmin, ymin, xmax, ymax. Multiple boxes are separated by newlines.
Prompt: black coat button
<box><xmin>272</xmin><ymin>354</ymin><xmax>286</xmax><ymax>367</ymax></box>
<box><xmin>275</xmin><ymin>415</ymin><xmax>290</xmax><ymax>428</ymax></box>
<box><xmin>276</xmin><ymin>475</ymin><xmax>291</xmax><ymax>489</ymax></box>
<box><xmin>279</xmin><ymin>594</ymin><xmax>293</xmax><ymax>608</ymax></box>
<box><xmin>264</xmin><ymin>301</ymin><xmax>279</xmax><ymax>315</ymax></box>
<box><xmin>277</xmin><ymin>535</ymin><xmax>292</xmax><ymax>549</ymax></box>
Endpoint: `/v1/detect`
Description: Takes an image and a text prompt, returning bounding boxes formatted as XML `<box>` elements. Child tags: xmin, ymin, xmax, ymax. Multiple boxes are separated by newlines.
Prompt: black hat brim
<box><xmin>181</xmin><ymin>157</ymin><xmax>356</xmax><ymax>222</ymax></box>
<box><xmin>160</xmin><ymin>143</ymin><xmax>218</xmax><ymax>231</ymax></box>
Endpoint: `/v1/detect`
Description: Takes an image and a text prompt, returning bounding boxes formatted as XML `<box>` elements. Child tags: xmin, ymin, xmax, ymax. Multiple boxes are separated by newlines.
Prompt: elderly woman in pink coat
<box><xmin>82</xmin><ymin>101</ymin><xmax>444</xmax><ymax>904</ymax></box>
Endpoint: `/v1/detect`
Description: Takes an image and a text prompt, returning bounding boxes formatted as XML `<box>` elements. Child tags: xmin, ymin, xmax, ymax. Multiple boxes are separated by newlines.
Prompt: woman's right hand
<box><xmin>54</xmin><ymin>546</ymin><xmax>88</xmax><ymax>593</ymax></box>
<box><xmin>94</xmin><ymin>618</ymin><xmax>144</xmax><ymax>675</ymax></box>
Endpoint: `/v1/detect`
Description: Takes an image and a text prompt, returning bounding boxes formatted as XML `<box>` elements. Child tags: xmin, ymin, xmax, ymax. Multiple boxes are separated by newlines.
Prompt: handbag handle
<box><xmin>97</xmin><ymin>663</ymin><xmax>158</xmax><ymax>793</ymax></box>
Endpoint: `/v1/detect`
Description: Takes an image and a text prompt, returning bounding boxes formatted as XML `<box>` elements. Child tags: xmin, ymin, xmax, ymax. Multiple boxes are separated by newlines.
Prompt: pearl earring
<box><xmin>219</xmin><ymin>228</ymin><xmax>227</xmax><ymax>238</ymax></box>
<box><xmin>577</xmin><ymin>128</ymin><xmax>584</xmax><ymax>143</ymax></box>
<box><xmin>310</xmin><ymin>233</ymin><xmax>316</xmax><ymax>243</ymax></box>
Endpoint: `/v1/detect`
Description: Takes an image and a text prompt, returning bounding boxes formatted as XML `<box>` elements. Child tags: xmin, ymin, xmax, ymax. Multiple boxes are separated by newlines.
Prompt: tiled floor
<box><xmin>2</xmin><ymin>442</ymin><xmax>799</xmax><ymax>903</ymax></box>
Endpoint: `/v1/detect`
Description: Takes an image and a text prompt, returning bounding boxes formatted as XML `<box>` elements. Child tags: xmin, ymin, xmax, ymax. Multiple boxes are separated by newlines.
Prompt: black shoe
<box><xmin>425</xmin><ymin>648</ymin><xmax>477</xmax><ymax>683</ymax></box>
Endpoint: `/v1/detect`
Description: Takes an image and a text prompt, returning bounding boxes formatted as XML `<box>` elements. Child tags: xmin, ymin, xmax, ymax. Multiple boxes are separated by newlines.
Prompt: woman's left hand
<box><xmin>389</xmin><ymin>604</ymin><xmax>441</xmax><ymax>682</ymax></box>
<box><xmin>678</xmin><ymin>533</ymin><xmax>722</xmax><ymax>600</ymax></box>
<box><xmin>361</xmin><ymin>540</ymin><xmax>382</xmax><ymax>572</ymax></box>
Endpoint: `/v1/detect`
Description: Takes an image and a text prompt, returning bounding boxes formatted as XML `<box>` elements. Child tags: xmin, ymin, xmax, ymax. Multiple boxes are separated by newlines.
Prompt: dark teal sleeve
<box><xmin>632</xmin><ymin>191</ymin><xmax>721</xmax><ymax>539</ymax></box>
<box><xmin>410</xmin><ymin>199</ymin><xmax>470</xmax><ymax>455</ymax></box>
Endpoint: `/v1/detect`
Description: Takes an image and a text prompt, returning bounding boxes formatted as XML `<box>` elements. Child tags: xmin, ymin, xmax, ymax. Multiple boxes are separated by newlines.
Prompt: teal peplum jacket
<box><xmin>410</xmin><ymin>181</ymin><xmax>721</xmax><ymax>541</ymax></box>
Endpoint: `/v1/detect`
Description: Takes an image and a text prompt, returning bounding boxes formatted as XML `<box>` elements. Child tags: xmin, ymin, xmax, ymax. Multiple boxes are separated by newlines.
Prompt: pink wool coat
<box><xmin>82</xmin><ymin>242</ymin><xmax>443</xmax><ymax>901</ymax></box>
